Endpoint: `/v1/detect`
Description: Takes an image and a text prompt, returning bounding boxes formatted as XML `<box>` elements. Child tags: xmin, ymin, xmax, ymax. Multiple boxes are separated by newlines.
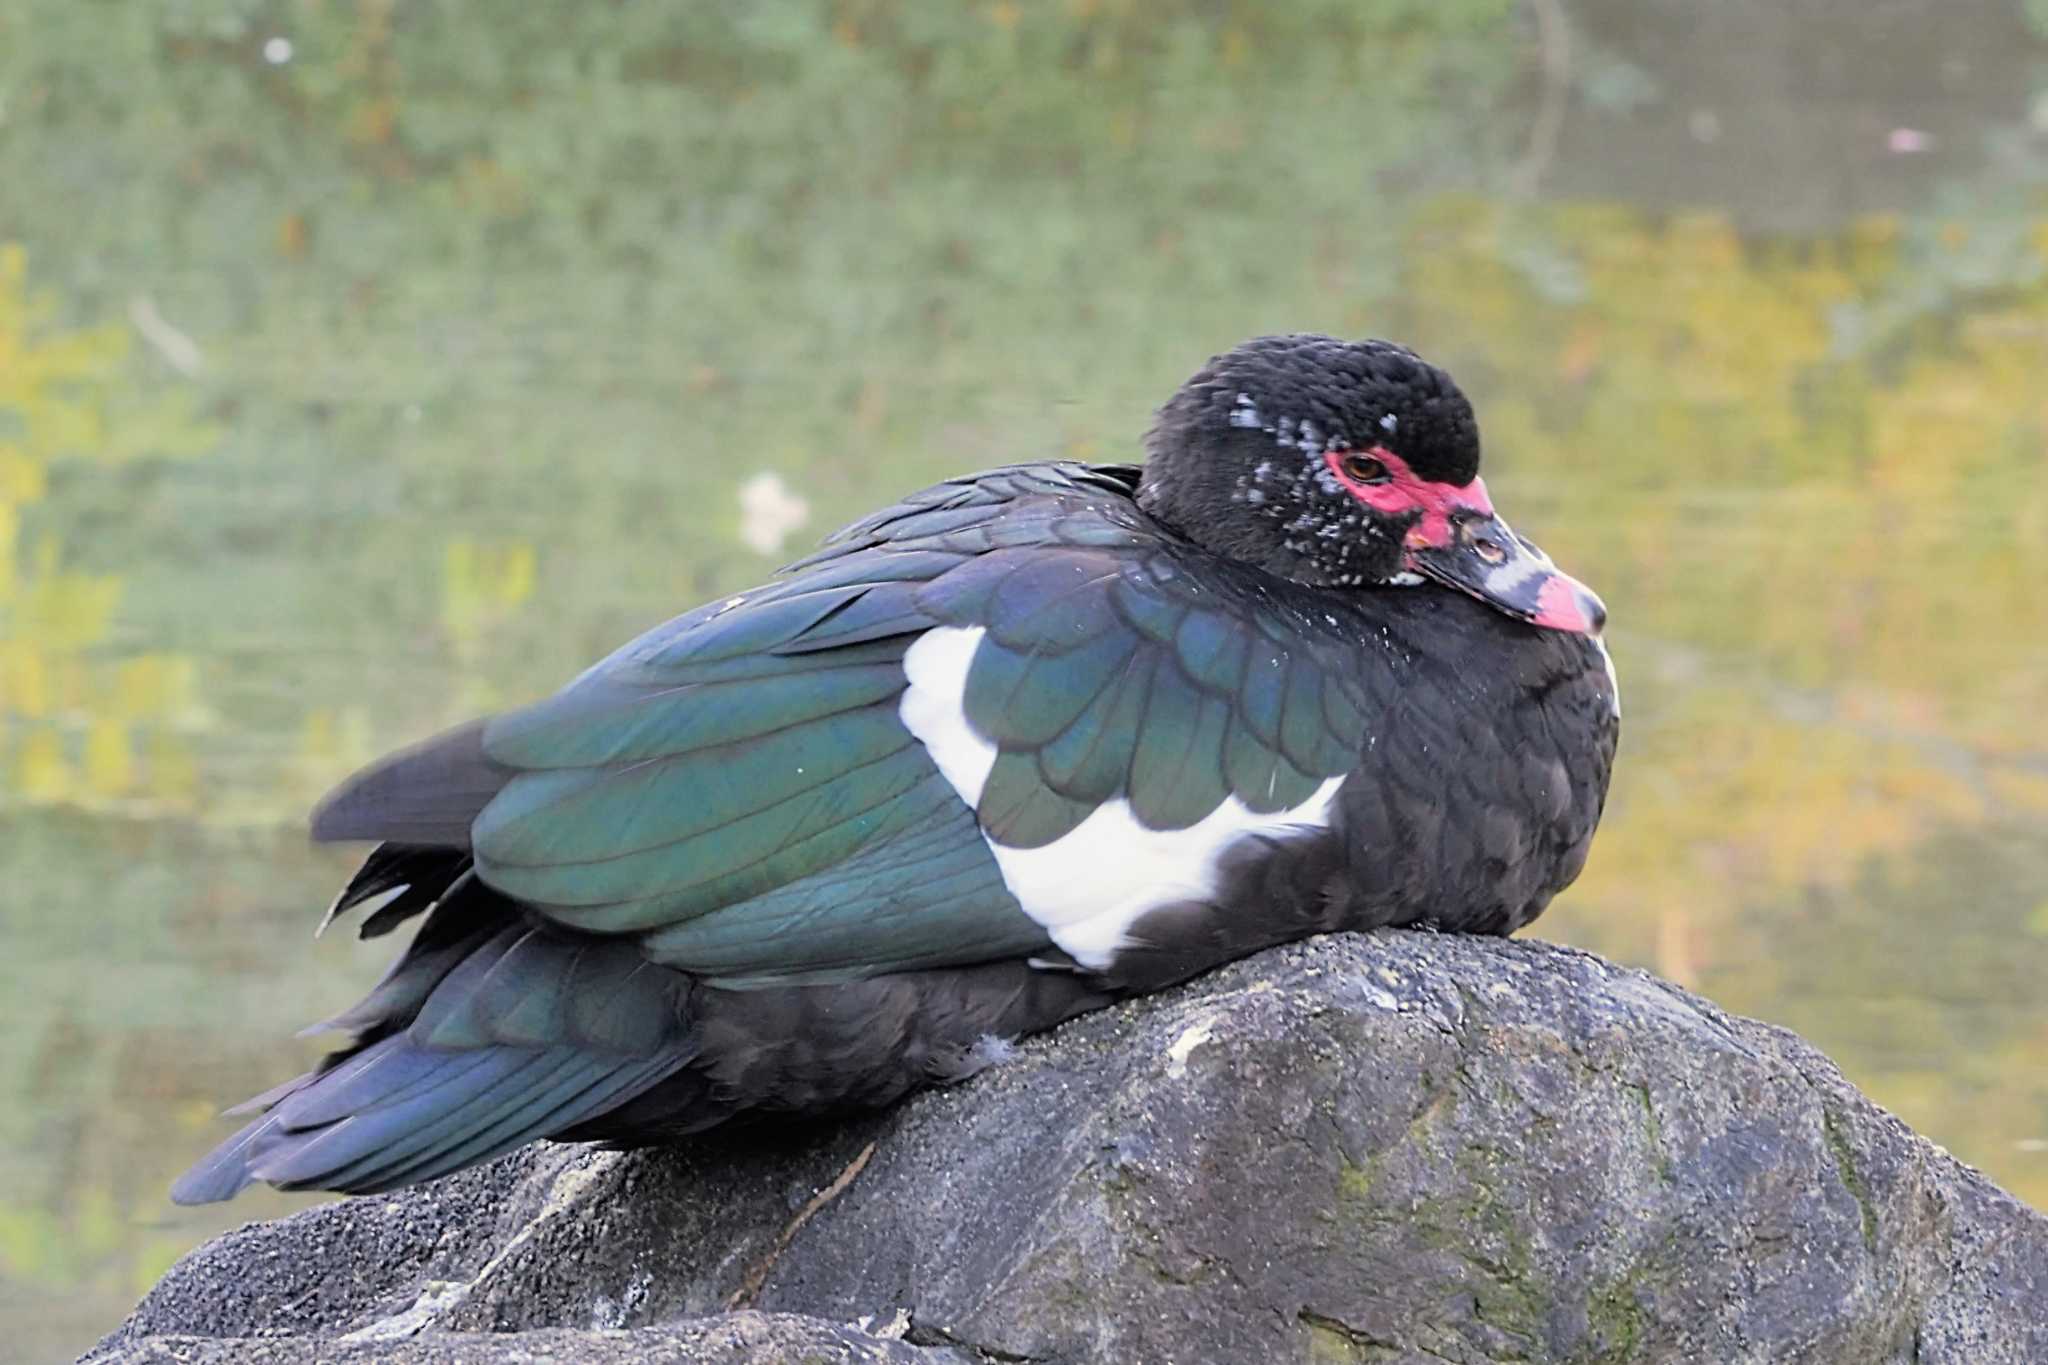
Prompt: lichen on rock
<box><xmin>92</xmin><ymin>931</ymin><xmax>2048</xmax><ymax>1365</ymax></box>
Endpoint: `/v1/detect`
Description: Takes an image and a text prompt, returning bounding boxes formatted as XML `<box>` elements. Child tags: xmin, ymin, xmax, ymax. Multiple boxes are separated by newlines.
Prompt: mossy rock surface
<box><xmin>93</xmin><ymin>932</ymin><xmax>2048</xmax><ymax>1365</ymax></box>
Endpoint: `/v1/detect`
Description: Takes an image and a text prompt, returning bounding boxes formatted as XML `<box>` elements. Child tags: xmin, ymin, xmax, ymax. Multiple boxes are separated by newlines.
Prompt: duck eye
<box><xmin>1340</xmin><ymin>453</ymin><xmax>1390</xmax><ymax>485</ymax></box>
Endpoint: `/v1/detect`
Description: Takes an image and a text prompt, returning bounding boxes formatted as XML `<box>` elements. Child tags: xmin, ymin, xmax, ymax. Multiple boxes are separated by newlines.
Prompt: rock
<box><xmin>100</xmin><ymin>1315</ymin><xmax>964</xmax><ymax>1364</ymax></box>
<box><xmin>92</xmin><ymin>931</ymin><xmax>2048</xmax><ymax>1365</ymax></box>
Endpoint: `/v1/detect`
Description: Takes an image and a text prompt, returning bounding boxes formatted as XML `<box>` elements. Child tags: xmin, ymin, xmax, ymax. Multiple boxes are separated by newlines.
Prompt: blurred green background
<box><xmin>4</xmin><ymin>1</ymin><xmax>2047</xmax><ymax>1356</ymax></box>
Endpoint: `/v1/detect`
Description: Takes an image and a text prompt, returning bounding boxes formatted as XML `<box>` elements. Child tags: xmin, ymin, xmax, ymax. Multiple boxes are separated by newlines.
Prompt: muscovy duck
<box><xmin>173</xmin><ymin>334</ymin><xmax>1617</xmax><ymax>1204</ymax></box>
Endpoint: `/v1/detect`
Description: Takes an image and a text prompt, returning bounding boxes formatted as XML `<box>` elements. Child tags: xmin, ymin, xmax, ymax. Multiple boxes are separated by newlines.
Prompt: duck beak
<box><xmin>1406</xmin><ymin>512</ymin><xmax>1606</xmax><ymax>636</ymax></box>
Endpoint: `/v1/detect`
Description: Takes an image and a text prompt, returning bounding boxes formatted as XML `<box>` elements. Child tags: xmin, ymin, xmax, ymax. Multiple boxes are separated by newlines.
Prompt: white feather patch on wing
<box><xmin>900</xmin><ymin>626</ymin><xmax>998</xmax><ymax>805</ymax></box>
<box><xmin>900</xmin><ymin>626</ymin><xmax>1346</xmax><ymax>969</ymax></box>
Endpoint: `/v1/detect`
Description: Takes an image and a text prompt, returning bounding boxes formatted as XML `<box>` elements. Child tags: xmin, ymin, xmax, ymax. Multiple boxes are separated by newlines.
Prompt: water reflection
<box><xmin>3</xmin><ymin>3</ymin><xmax>2044</xmax><ymax>1357</ymax></box>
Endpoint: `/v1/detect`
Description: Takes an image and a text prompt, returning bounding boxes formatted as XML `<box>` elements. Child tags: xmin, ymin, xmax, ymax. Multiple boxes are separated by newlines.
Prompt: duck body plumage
<box><xmin>175</xmin><ymin>346</ymin><xmax>1618</xmax><ymax>1204</ymax></box>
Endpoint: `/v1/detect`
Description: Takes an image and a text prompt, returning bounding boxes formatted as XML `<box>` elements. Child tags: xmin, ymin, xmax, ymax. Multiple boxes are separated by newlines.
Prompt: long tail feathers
<box><xmin>316</xmin><ymin>843</ymin><xmax>474</xmax><ymax>941</ymax></box>
<box><xmin>171</xmin><ymin>1035</ymin><xmax>689</xmax><ymax>1203</ymax></box>
<box><xmin>175</xmin><ymin>871</ymin><xmax>698</xmax><ymax>1205</ymax></box>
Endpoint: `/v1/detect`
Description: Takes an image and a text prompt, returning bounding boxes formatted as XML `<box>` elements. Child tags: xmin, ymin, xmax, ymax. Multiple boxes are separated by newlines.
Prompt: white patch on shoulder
<box><xmin>1008</xmin><ymin>776</ymin><xmax>1344</xmax><ymax>966</ymax></box>
<box><xmin>900</xmin><ymin>626</ymin><xmax>1346</xmax><ymax>969</ymax></box>
<box><xmin>1386</xmin><ymin>571</ymin><xmax>1426</xmax><ymax>587</ymax></box>
<box><xmin>901</xmin><ymin>627</ymin><xmax>998</xmax><ymax>805</ymax></box>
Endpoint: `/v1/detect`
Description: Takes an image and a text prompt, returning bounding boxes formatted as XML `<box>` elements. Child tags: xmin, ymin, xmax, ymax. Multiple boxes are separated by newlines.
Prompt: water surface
<box><xmin>3</xmin><ymin>4</ymin><xmax>2045</xmax><ymax>1356</ymax></box>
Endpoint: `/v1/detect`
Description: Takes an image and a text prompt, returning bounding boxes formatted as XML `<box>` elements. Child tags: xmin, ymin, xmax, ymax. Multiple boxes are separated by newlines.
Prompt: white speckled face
<box><xmin>1138</xmin><ymin>335</ymin><xmax>1512</xmax><ymax>593</ymax></box>
<box><xmin>1220</xmin><ymin>413</ymin><xmax>1394</xmax><ymax>586</ymax></box>
<box><xmin>900</xmin><ymin>627</ymin><xmax>1345</xmax><ymax>970</ymax></box>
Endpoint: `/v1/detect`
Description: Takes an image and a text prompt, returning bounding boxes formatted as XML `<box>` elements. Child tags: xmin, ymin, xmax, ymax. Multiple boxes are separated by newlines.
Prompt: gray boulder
<box><xmin>98</xmin><ymin>1316</ymin><xmax>967</xmax><ymax>1364</ymax></box>
<box><xmin>93</xmin><ymin>931</ymin><xmax>2048</xmax><ymax>1365</ymax></box>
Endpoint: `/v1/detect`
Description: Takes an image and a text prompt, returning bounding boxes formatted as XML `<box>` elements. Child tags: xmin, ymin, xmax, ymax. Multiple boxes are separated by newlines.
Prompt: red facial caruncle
<box><xmin>1321</xmin><ymin>446</ymin><xmax>1494</xmax><ymax>551</ymax></box>
<box><xmin>1322</xmin><ymin>445</ymin><xmax>1606</xmax><ymax>637</ymax></box>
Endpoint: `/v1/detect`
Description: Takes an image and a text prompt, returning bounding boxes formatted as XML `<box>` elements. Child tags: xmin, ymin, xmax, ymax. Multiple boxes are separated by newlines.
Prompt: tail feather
<box><xmin>303</xmin><ymin>875</ymin><xmax>497</xmax><ymax>1038</ymax></box>
<box><xmin>269</xmin><ymin>1040</ymin><xmax>506</xmax><ymax>1138</ymax></box>
<box><xmin>251</xmin><ymin>1046</ymin><xmax>581</xmax><ymax>1191</ymax></box>
<box><xmin>170</xmin><ymin>1113</ymin><xmax>286</xmax><ymax>1205</ymax></box>
<box><xmin>175</xmin><ymin>1036</ymin><xmax>691</xmax><ymax>1203</ymax></box>
<box><xmin>173</xmin><ymin>871</ymin><xmax>699</xmax><ymax>1205</ymax></box>
<box><xmin>339</xmin><ymin>1050</ymin><xmax>683</xmax><ymax>1195</ymax></box>
<box><xmin>317</xmin><ymin>844</ymin><xmax>473</xmax><ymax>941</ymax></box>
<box><xmin>222</xmin><ymin>1068</ymin><xmax>319</xmax><ymax>1119</ymax></box>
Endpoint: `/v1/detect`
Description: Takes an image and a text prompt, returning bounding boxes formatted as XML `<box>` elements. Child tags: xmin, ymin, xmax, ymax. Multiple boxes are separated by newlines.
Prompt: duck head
<box><xmin>1138</xmin><ymin>334</ymin><xmax>1605</xmax><ymax>636</ymax></box>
